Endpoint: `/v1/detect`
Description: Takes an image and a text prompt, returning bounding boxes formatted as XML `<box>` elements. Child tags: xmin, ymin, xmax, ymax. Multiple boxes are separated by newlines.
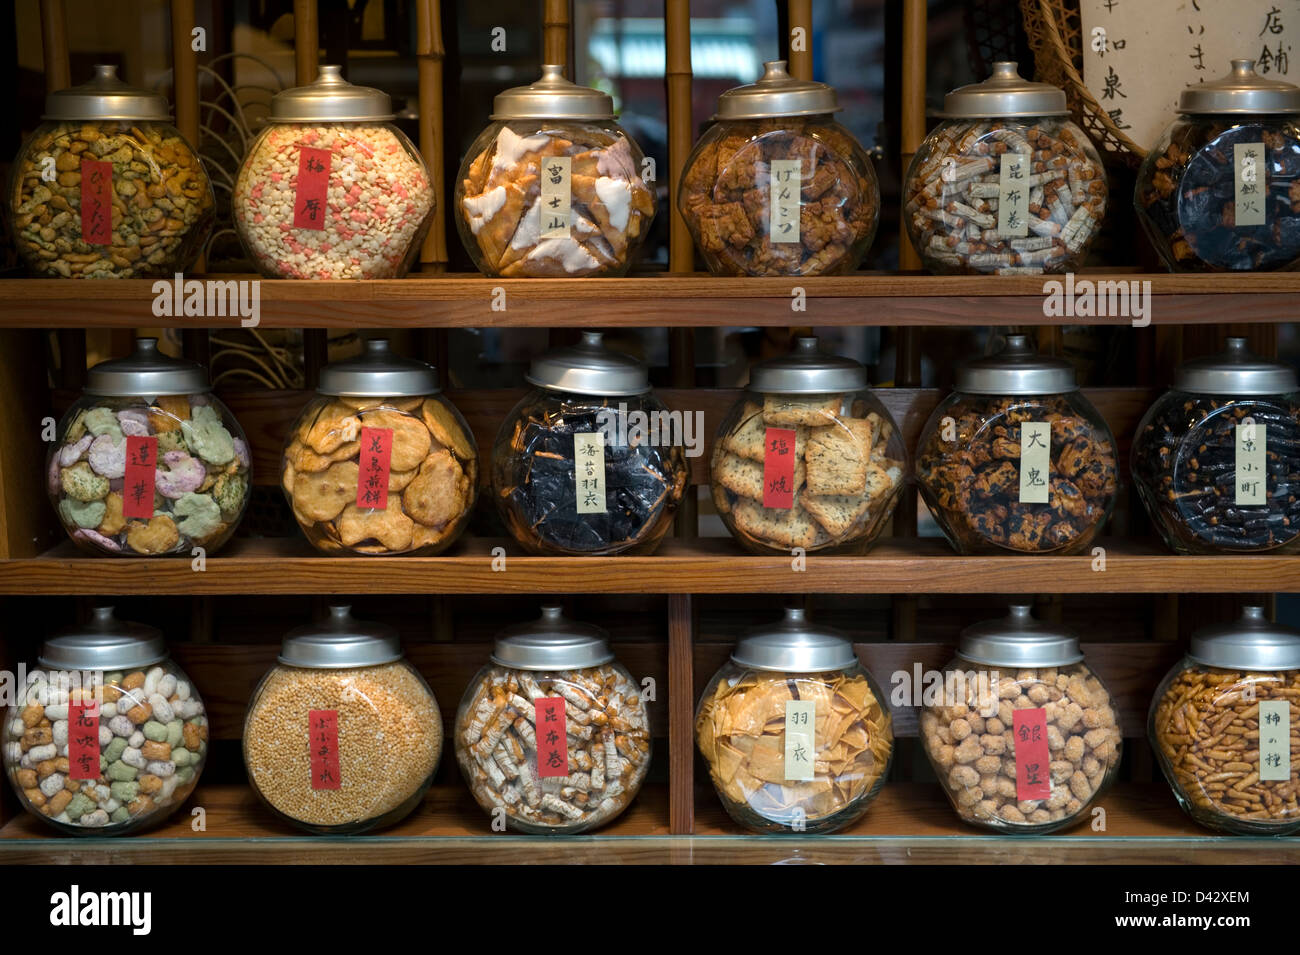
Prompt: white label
<box><xmin>1018</xmin><ymin>421</ymin><xmax>1051</xmax><ymax>504</ymax></box>
<box><xmin>1234</xmin><ymin>143</ymin><xmax>1267</xmax><ymax>227</ymax></box>
<box><xmin>1259</xmin><ymin>700</ymin><xmax>1290</xmax><ymax>782</ymax></box>
<box><xmin>769</xmin><ymin>159</ymin><xmax>802</xmax><ymax>244</ymax></box>
<box><xmin>1236</xmin><ymin>422</ymin><xmax>1266</xmax><ymax>506</ymax></box>
<box><xmin>540</xmin><ymin>155</ymin><xmax>571</xmax><ymax>239</ymax></box>
<box><xmin>574</xmin><ymin>432</ymin><xmax>606</xmax><ymax>514</ymax></box>
<box><xmin>783</xmin><ymin>700</ymin><xmax>815</xmax><ymax>782</ymax></box>
<box><xmin>996</xmin><ymin>152</ymin><xmax>1031</xmax><ymax>237</ymax></box>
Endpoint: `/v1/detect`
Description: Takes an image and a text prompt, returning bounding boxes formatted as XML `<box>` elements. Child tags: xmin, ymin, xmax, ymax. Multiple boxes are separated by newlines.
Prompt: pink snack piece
<box><xmin>155</xmin><ymin>450</ymin><xmax>205</xmax><ymax>499</ymax></box>
<box><xmin>74</xmin><ymin>528</ymin><xmax>121</xmax><ymax>553</ymax></box>
<box><xmin>88</xmin><ymin>434</ymin><xmax>127</xmax><ymax>479</ymax></box>
<box><xmin>58</xmin><ymin>434</ymin><xmax>93</xmax><ymax>467</ymax></box>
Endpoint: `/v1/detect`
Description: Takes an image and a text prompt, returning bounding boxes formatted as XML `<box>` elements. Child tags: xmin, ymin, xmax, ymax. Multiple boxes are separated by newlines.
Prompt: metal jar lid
<box><xmin>490</xmin><ymin>604</ymin><xmax>615</xmax><ymax>670</ymax></box>
<box><xmin>84</xmin><ymin>338</ymin><xmax>210</xmax><ymax>397</ymax></box>
<box><xmin>278</xmin><ymin>605</ymin><xmax>403</xmax><ymax>669</ymax></box>
<box><xmin>1178</xmin><ymin>59</ymin><xmax>1300</xmax><ymax>115</ymax></box>
<box><xmin>747</xmin><ymin>336</ymin><xmax>868</xmax><ymax>394</ymax></box>
<box><xmin>956</xmin><ymin>334</ymin><xmax>1077</xmax><ymax>395</ymax></box>
<box><xmin>269</xmin><ymin>65</ymin><xmax>395</xmax><ymax>122</ymax></box>
<box><xmin>713</xmin><ymin>60</ymin><xmax>841</xmax><ymax>120</ymax></box>
<box><xmin>43</xmin><ymin>64</ymin><xmax>171</xmax><ymax>122</ymax></box>
<box><xmin>1174</xmin><ymin>337</ymin><xmax>1297</xmax><ymax>396</ymax></box>
<box><xmin>525</xmin><ymin>330</ymin><xmax>650</xmax><ymax>397</ymax></box>
<box><xmin>730</xmin><ymin>607</ymin><xmax>859</xmax><ymax>673</ymax></box>
<box><xmin>38</xmin><ymin>607</ymin><xmax>167</xmax><ymax>670</ymax></box>
<box><xmin>1189</xmin><ymin>606</ymin><xmax>1300</xmax><ymax>671</ymax></box>
<box><xmin>957</xmin><ymin>604</ymin><xmax>1084</xmax><ymax>667</ymax></box>
<box><xmin>940</xmin><ymin>62</ymin><xmax>1067</xmax><ymax>119</ymax></box>
<box><xmin>490</xmin><ymin>65</ymin><xmax>615</xmax><ymax>121</ymax></box>
<box><xmin>317</xmin><ymin>339</ymin><xmax>440</xmax><ymax>397</ymax></box>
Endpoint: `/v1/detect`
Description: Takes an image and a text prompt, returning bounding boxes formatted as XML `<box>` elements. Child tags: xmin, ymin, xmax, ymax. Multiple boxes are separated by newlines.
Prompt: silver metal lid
<box><xmin>525</xmin><ymin>330</ymin><xmax>650</xmax><ymax>397</ymax></box>
<box><xmin>270</xmin><ymin>65</ymin><xmax>395</xmax><ymax>122</ymax></box>
<box><xmin>1174</xmin><ymin>337</ymin><xmax>1297</xmax><ymax>396</ymax></box>
<box><xmin>940</xmin><ymin>62</ymin><xmax>1067</xmax><ymax>118</ymax></box>
<box><xmin>1189</xmin><ymin>606</ymin><xmax>1300</xmax><ymax>671</ymax></box>
<box><xmin>490</xmin><ymin>604</ymin><xmax>615</xmax><ymax>670</ymax></box>
<box><xmin>714</xmin><ymin>60</ymin><xmax>841</xmax><ymax>119</ymax></box>
<box><xmin>84</xmin><ymin>338</ymin><xmax>210</xmax><ymax>397</ymax></box>
<box><xmin>278</xmin><ymin>605</ymin><xmax>403</xmax><ymax>669</ymax></box>
<box><xmin>957</xmin><ymin>604</ymin><xmax>1084</xmax><ymax>667</ymax></box>
<box><xmin>490</xmin><ymin>65</ymin><xmax>615</xmax><ymax>121</ymax></box>
<box><xmin>730</xmin><ymin>607</ymin><xmax>859</xmax><ymax>673</ymax></box>
<box><xmin>956</xmin><ymin>334</ymin><xmax>1077</xmax><ymax>395</ymax></box>
<box><xmin>38</xmin><ymin>607</ymin><xmax>167</xmax><ymax>670</ymax></box>
<box><xmin>43</xmin><ymin>64</ymin><xmax>171</xmax><ymax>122</ymax></box>
<box><xmin>317</xmin><ymin>339</ymin><xmax>440</xmax><ymax>397</ymax></box>
<box><xmin>747</xmin><ymin>336</ymin><xmax>868</xmax><ymax>394</ymax></box>
<box><xmin>1178</xmin><ymin>59</ymin><xmax>1300</xmax><ymax>115</ymax></box>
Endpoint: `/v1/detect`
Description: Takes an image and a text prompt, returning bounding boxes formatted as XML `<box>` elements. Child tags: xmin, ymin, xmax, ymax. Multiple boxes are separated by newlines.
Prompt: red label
<box><xmin>80</xmin><ymin>159</ymin><xmax>113</xmax><ymax>245</ymax></box>
<box><xmin>534</xmin><ymin>697</ymin><xmax>568</xmax><ymax>777</ymax></box>
<box><xmin>1013</xmin><ymin>707</ymin><xmax>1052</xmax><ymax>801</ymax></box>
<box><xmin>293</xmin><ymin>146</ymin><xmax>332</xmax><ymax>230</ymax></box>
<box><xmin>308</xmin><ymin>709</ymin><xmax>341</xmax><ymax>790</ymax></box>
<box><xmin>762</xmin><ymin>427</ymin><xmax>797</xmax><ymax>509</ymax></box>
<box><xmin>123</xmin><ymin>436</ymin><xmax>158</xmax><ymax>520</ymax></box>
<box><xmin>68</xmin><ymin>703</ymin><xmax>100</xmax><ymax>781</ymax></box>
<box><xmin>356</xmin><ymin>427</ymin><xmax>393</xmax><ymax>510</ymax></box>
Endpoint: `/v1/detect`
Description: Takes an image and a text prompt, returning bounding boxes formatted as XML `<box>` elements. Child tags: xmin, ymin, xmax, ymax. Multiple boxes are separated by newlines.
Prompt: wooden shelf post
<box><xmin>416</xmin><ymin>0</ymin><xmax>448</xmax><ymax>270</ymax></box>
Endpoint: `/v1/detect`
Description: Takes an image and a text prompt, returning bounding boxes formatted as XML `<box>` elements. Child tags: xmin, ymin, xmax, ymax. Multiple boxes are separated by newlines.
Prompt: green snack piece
<box><xmin>105</xmin><ymin>672</ymin><xmax>123</xmax><ymax>685</ymax></box>
<box><xmin>173</xmin><ymin>492</ymin><xmax>222</xmax><ymax>538</ymax></box>
<box><xmin>176</xmin><ymin>766</ymin><xmax>194</xmax><ymax>784</ymax></box>
<box><xmin>107</xmin><ymin>761</ymin><xmax>138</xmax><ymax>781</ymax></box>
<box><xmin>155</xmin><ymin>430</ymin><xmax>186</xmax><ymax>454</ymax></box>
<box><xmin>59</xmin><ymin>497</ymin><xmax>106</xmax><ymax>529</ymax></box>
<box><xmin>110</xmin><ymin>781</ymin><xmax>139</xmax><ymax>802</ymax></box>
<box><xmin>104</xmin><ymin>737</ymin><xmax>127</xmax><ymax>762</ymax></box>
<box><xmin>65</xmin><ymin>409</ymin><xmax>88</xmax><ymax>443</ymax></box>
<box><xmin>171</xmin><ymin>747</ymin><xmax>191</xmax><ymax>767</ymax></box>
<box><xmin>110</xmin><ymin>806</ymin><xmax>130</xmax><ymax>824</ymax></box>
<box><xmin>143</xmin><ymin>720</ymin><xmax>168</xmax><ymax>742</ymax></box>
<box><xmin>65</xmin><ymin>793</ymin><xmax>96</xmax><ymax>820</ymax></box>
<box><xmin>100</xmin><ymin>755</ymin><xmax>108</xmax><ymax>774</ymax></box>
<box><xmin>212</xmin><ymin>472</ymin><xmax>248</xmax><ymax>521</ymax></box>
<box><xmin>181</xmin><ymin>405</ymin><xmax>235</xmax><ymax>465</ymax></box>
<box><xmin>166</xmin><ymin>720</ymin><xmax>184</xmax><ymax>748</ymax></box>
<box><xmin>60</xmin><ymin>462</ymin><xmax>109</xmax><ymax>502</ymax></box>
<box><xmin>83</xmin><ymin>407</ymin><xmax>123</xmax><ymax>440</ymax></box>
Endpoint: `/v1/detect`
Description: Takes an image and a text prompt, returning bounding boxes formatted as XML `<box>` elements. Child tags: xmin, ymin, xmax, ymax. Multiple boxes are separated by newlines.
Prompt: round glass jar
<box><xmin>695</xmin><ymin>608</ymin><xmax>893</xmax><ymax>833</ymax></box>
<box><xmin>1132</xmin><ymin>337</ymin><xmax>1300</xmax><ymax>554</ymax></box>
<box><xmin>915</xmin><ymin>334</ymin><xmax>1118</xmax><ymax>554</ymax></box>
<box><xmin>919</xmin><ymin>604</ymin><xmax>1121</xmax><ymax>833</ymax></box>
<box><xmin>678</xmin><ymin>60</ymin><xmax>879</xmax><ymax>276</ymax></box>
<box><xmin>710</xmin><ymin>337</ymin><xmax>905</xmax><ymax>555</ymax></box>
<box><xmin>48</xmin><ymin>338</ymin><xmax>251</xmax><ymax>557</ymax></box>
<box><xmin>491</xmin><ymin>331</ymin><xmax>687</xmax><ymax>555</ymax></box>
<box><xmin>243</xmin><ymin>606</ymin><xmax>442</xmax><ymax>834</ymax></box>
<box><xmin>1150</xmin><ymin>606</ymin><xmax>1300</xmax><ymax>834</ymax></box>
<box><xmin>454</xmin><ymin>605</ymin><xmax>651</xmax><ymax>833</ymax></box>
<box><xmin>232</xmin><ymin>66</ymin><xmax>435</xmax><ymax>279</ymax></box>
<box><xmin>7</xmin><ymin>64</ymin><xmax>215</xmax><ymax>279</ymax></box>
<box><xmin>1135</xmin><ymin>60</ymin><xmax>1300</xmax><ymax>272</ymax></box>
<box><xmin>282</xmin><ymin>339</ymin><xmax>477</xmax><ymax>556</ymax></box>
<box><xmin>904</xmin><ymin>62</ymin><xmax>1106</xmax><ymax>275</ymax></box>
<box><xmin>2</xmin><ymin>607</ymin><xmax>209</xmax><ymax>835</ymax></box>
<box><xmin>455</xmin><ymin>65</ymin><xmax>655</xmax><ymax>277</ymax></box>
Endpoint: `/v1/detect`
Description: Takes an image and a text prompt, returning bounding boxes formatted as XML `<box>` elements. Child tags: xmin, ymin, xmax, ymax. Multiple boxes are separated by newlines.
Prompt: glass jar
<box><xmin>282</xmin><ymin>339</ymin><xmax>477</xmax><ymax>556</ymax></box>
<box><xmin>1132</xmin><ymin>337</ymin><xmax>1300</xmax><ymax>554</ymax></box>
<box><xmin>1136</xmin><ymin>60</ymin><xmax>1300</xmax><ymax>272</ymax></box>
<box><xmin>7</xmin><ymin>64</ymin><xmax>215</xmax><ymax>279</ymax></box>
<box><xmin>695</xmin><ymin>608</ymin><xmax>893</xmax><ymax>833</ymax></box>
<box><xmin>455</xmin><ymin>66</ymin><xmax>655</xmax><ymax>278</ymax></box>
<box><xmin>48</xmin><ymin>338</ymin><xmax>251</xmax><ymax>557</ymax></box>
<box><xmin>1150</xmin><ymin>606</ymin><xmax>1300</xmax><ymax>835</ymax></box>
<box><xmin>920</xmin><ymin>604</ymin><xmax>1121</xmax><ymax>833</ymax></box>
<box><xmin>711</xmin><ymin>337</ymin><xmax>905</xmax><ymax>555</ymax></box>
<box><xmin>243</xmin><ymin>606</ymin><xmax>442</xmax><ymax>834</ymax></box>
<box><xmin>491</xmin><ymin>331</ymin><xmax>687</xmax><ymax>555</ymax></box>
<box><xmin>915</xmin><ymin>334</ymin><xmax>1118</xmax><ymax>554</ymax></box>
<box><xmin>904</xmin><ymin>63</ymin><xmax>1106</xmax><ymax>275</ymax></box>
<box><xmin>2</xmin><ymin>607</ymin><xmax>209</xmax><ymax>835</ymax></box>
<box><xmin>678</xmin><ymin>61</ymin><xmax>878</xmax><ymax>276</ymax></box>
<box><xmin>454</xmin><ymin>605</ymin><xmax>650</xmax><ymax>833</ymax></box>
<box><xmin>233</xmin><ymin>66</ymin><xmax>435</xmax><ymax>279</ymax></box>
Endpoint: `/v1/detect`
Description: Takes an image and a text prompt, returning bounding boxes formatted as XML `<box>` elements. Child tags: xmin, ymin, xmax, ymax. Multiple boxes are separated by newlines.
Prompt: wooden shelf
<box><xmin>1</xmin><ymin>272</ymin><xmax>1297</xmax><ymax>328</ymax></box>
<box><xmin>2</xmin><ymin>536</ymin><xmax>1297</xmax><ymax>595</ymax></box>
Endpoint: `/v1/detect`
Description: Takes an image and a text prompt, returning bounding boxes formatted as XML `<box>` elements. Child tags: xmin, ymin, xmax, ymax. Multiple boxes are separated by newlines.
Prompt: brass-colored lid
<box><xmin>490</xmin><ymin>65</ymin><xmax>614</xmax><ymax>121</ymax></box>
<box><xmin>714</xmin><ymin>61</ymin><xmax>841</xmax><ymax>119</ymax></box>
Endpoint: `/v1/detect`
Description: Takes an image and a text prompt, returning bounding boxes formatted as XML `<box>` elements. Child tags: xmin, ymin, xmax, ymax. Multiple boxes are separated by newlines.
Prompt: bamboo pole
<box><xmin>416</xmin><ymin>0</ymin><xmax>447</xmax><ymax>270</ymax></box>
<box><xmin>665</xmin><ymin>0</ymin><xmax>693</xmax><ymax>274</ymax></box>
<box><xmin>39</xmin><ymin>0</ymin><xmax>70</xmax><ymax>92</ymax></box>
<box><xmin>170</xmin><ymin>0</ymin><xmax>203</xmax><ymax>271</ymax></box>
<box><xmin>294</xmin><ymin>0</ymin><xmax>319</xmax><ymax>85</ymax></box>
<box><xmin>544</xmin><ymin>0</ymin><xmax>569</xmax><ymax>74</ymax></box>
<box><xmin>786</xmin><ymin>0</ymin><xmax>812</xmax><ymax>81</ymax></box>
<box><xmin>899</xmin><ymin>0</ymin><xmax>925</xmax><ymax>272</ymax></box>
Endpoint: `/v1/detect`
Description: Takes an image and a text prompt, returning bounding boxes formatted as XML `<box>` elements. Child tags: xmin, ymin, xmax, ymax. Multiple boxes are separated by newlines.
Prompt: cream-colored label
<box><xmin>540</xmin><ymin>155</ymin><xmax>572</xmax><ymax>239</ymax></box>
<box><xmin>1018</xmin><ymin>421</ymin><xmax>1051</xmax><ymax>504</ymax></box>
<box><xmin>1235</xmin><ymin>421</ymin><xmax>1266</xmax><ymax>506</ymax></box>
<box><xmin>574</xmin><ymin>431</ymin><xmax>606</xmax><ymax>514</ymax></box>
<box><xmin>769</xmin><ymin>159</ymin><xmax>802</xmax><ymax>244</ymax></box>
<box><xmin>1234</xmin><ymin>143</ymin><xmax>1267</xmax><ymax>228</ymax></box>
<box><xmin>783</xmin><ymin>700</ymin><xmax>816</xmax><ymax>782</ymax></box>
<box><xmin>1259</xmin><ymin>700</ymin><xmax>1290</xmax><ymax>782</ymax></box>
<box><xmin>996</xmin><ymin>152</ymin><xmax>1031</xmax><ymax>237</ymax></box>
